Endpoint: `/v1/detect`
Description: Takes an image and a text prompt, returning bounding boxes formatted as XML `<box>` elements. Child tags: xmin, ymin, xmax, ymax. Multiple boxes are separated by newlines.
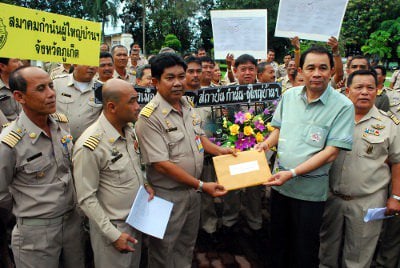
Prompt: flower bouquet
<box><xmin>211</xmin><ymin>106</ymin><xmax>276</xmax><ymax>151</ymax></box>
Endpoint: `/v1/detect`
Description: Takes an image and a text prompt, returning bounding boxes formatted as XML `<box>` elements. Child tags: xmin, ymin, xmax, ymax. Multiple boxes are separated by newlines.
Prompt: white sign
<box><xmin>275</xmin><ymin>0</ymin><xmax>349</xmax><ymax>42</ymax></box>
<box><xmin>211</xmin><ymin>9</ymin><xmax>268</xmax><ymax>60</ymax></box>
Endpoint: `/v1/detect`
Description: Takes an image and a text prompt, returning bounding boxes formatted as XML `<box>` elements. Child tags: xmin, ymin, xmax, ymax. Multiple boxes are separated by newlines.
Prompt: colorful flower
<box><xmin>234</xmin><ymin>111</ymin><xmax>245</xmax><ymax>124</ymax></box>
<box><xmin>229</xmin><ymin>124</ymin><xmax>240</xmax><ymax>135</ymax></box>
<box><xmin>243</xmin><ymin>126</ymin><xmax>254</xmax><ymax>136</ymax></box>
<box><xmin>256</xmin><ymin>132</ymin><xmax>264</xmax><ymax>143</ymax></box>
<box><xmin>254</xmin><ymin>120</ymin><xmax>266</xmax><ymax>132</ymax></box>
<box><xmin>267</xmin><ymin>122</ymin><xmax>275</xmax><ymax>132</ymax></box>
<box><xmin>244</xmin><ymin>112</ymin><xmax>252</xmax><ymax>122</ymax></box>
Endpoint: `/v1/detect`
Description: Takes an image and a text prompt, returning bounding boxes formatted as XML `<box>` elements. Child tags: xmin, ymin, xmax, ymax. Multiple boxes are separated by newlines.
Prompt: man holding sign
<box><xmin>256</xmin><ymin>46</ymin><xmax>354</xmax><ymax>267</ymax></box>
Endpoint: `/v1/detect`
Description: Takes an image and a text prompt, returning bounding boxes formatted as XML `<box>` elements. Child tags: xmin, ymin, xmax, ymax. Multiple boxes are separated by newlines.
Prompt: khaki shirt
<box><xmin>113</xmin><ymin>70</ymin><xmax>135</xmax><ymax>84</ymax></box>
<box><xmin>330</xmin><ymin>106</ymin><xmax>400</xmax><ymax>197</ymax></box>
<box><xmin>386</xmin><ymin>89</ymin><xmax>400</xmax><ymax>117</ymax></box>
<box><xmin>50</xmin><ymin>65</ymin><xmax>69</xmax><ymax>80</ymax></box>
<box><xmin>135</xmin><ymin>93</ymin><xmax>205</xmax><ymax>190</ymax></box>
<box><xmin>54</xmin><ymin>74</ymin><xmax>102</xmax><ymax>139</ymax></box>
<box><xmin>0</xmin><ymin>78</ymin><xmax>21</xmax><ymax>121</ymax></box>
<box><xmin>0</xmin><ymin>111</ymin><xmax>75</xmax><ymax>218</ymax></box>
<box><xmin>73</xmin><ymin>113</ymin><xmax>143</xmax><ymax>243</ymax></box>
<box><xmin>277</xmin><ymin>75</ymin><xmax>293</xmax><ymax>93</ymax></box>
<box><xmin>277</xmin><ymin>64</ymin><xmax>287</xmax><ymax>79</ymax></box>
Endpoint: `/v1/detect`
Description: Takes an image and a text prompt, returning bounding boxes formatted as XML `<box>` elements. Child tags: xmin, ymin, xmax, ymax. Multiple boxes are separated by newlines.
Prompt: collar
<box><xmin>0</xmin><ymin>78</ymin><xmax>9</xmax><ymax>90</ymax></box>
<box><xmin>299</xmin><ymin>85</ymin><xmax>331</xmax><ymax>105</ymax></box>
<box><xmin>357</xmin><ymin>106</ymin><xmax>382</xmax><ymax>124</ymax></box>
<box><xmin>98</xmin><ymin>113</ymin><xmax>124</xmax><ymax>144</ymax></box>
<box><xmin>155</xmin><ymin>93</ymin><xmax>190</xmax><ymax>118</ymax></box>
<box><xmin>18</xmin><ymin>110</ymin><xmax>58</xmax><ymax>144</ymax></box>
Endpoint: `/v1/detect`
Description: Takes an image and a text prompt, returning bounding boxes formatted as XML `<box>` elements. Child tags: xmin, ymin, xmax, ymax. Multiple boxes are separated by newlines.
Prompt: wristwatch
<box><xmin>196</xmin><ymin>180</ymin><xmax>204</xmax><ymax>193</ymax></box>
<box><xmin>392</xmin><ymin>194</ymin><xmax>400</xmax><ymax>202</ymax></box>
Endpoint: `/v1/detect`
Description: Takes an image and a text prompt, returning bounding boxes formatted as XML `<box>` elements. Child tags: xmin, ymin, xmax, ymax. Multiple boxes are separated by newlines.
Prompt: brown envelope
<box><xmin>212</xmin><ymin>150</ymin><xmax>272</xmax><ymax>191</ymax></box>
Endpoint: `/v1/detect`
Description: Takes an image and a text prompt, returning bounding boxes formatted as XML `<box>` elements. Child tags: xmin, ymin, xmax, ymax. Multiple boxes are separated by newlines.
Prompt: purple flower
<box><xmin>234</xmin><ymin>111</ymin><xmax>245</xmax><ymax>124</ymax></box>
<box><xmin>238</xmin><ymin>132</ymin><xmax>244</xmax><ymax>139</ymax></box>
<box><xmin>235</xmin><ymin>136</ymin><xmax>256</xmax><ymax>151</ymax></box>
<box><xmin>272</xmin><ymin>100</ymin><xmax>278</xmax><ymax>106</ymax></box>
<box><xmin>263</xmin><ymin>108</ymin><xmax>270</xmax><ymax>115</ymax></box>
<box><xmin>254</xmin><ymin>121</ymin><xmax>266</xmax><ymax>132</ymax></box>
<box><xmin>235</xmin><ymin>138</ymin><xmax>246</xmax><ymax>151</ymax></box>
<box><xmin>248</xmin><ymin>108</ymin><xmax>255</xmax><ymax>114</ymax></box>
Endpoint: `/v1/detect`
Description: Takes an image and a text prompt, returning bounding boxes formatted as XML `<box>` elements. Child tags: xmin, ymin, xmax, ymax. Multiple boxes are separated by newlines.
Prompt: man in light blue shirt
<box><xmin>256</xmin><ymin>46</ymin><xmax>354</xmax><ymax>268</ymax></box>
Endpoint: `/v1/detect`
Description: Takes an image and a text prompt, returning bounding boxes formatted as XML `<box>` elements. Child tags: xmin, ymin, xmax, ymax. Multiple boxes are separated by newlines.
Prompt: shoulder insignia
<box><xmin>2</xmin><ymin>122</ymin><xmax>10</xmax><ymax>128</ymax></box>
<box><xmin>52</xmin><ymin>73</ymin><xmax>69</xmax><ymax>80</ymax></box>
<box><xmin>1</xmin><ymin>130</ymin><xmax>23</xmax><ymax>148</ymax></box>
<box><xmin>140</xmin><ymin>102</ymin><xmax>158</xmax><ymax>118</ymax></box>
<box><xmin>386</xmin><ymin>110</ymin><xmax>400</xmax><ymax>125</ymax></box>
<box><xmin>50</xmin><ymin>113</ymin><xmax>69</xmax><ymax>123</ymax></box>
<box><xmin>83</xmin><ymin>135</ymin><xmax>101</xmax><ymax>151</ymax></box>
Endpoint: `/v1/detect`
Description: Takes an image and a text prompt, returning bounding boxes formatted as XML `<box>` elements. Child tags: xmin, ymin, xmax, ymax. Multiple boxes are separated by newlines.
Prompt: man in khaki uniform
<box><xmin>73</xmin><ymin>79</ymin><xmax>151</xmax><ymax>268</ymax></box>
<box><xmin>136</xmin><ymin>53</ymin><xmax>233</xmax><ymax>268</ymax></box>
<box><xmin>319</xmin><ymin>70</ymin><xmax>400</xmax><ymax>268</ymax></box>
<box><xmin>0</xmin><ymin>57</ymin><xmax>23</xmax><ymax>122</ymax></box>
<box><xmin>49</xmin><ymin>63</ymin><xmax>72</xmax><ymax>79</ymax></box>
<box><xmin>0</xmin><ymin>66</ymin><xmax>84</xmax><ymax>268</ymax></box>
<box><xmin>54</xmin><ymin>64</ymin><xmax>102</xmax><ymax>139</ymax></box>
<box><xmin>112</xmin><ymin>45</ymin><xmax>135</xmax><ymax>84</ymax></box>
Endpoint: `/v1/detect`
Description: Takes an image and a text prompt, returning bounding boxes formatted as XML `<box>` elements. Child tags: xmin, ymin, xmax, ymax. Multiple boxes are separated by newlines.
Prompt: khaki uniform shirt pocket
<box><xmin>19</xmin><ymin>155</ymin><xmax>53</xmax><ymax>184</ymax></box>
<box><xmin>106</xmin><ymin>156</ymin><xmax>131</xmax><ymax>184</ymax></box>
<box><xmin>167</xmin><ymin>131</ymin><xmax>185</xmax><ymax>161</ymax></box>
<box><xmin>358</xmin><ymin>136</ymin><xmax>386</xmax><ymax>160</ymax></box>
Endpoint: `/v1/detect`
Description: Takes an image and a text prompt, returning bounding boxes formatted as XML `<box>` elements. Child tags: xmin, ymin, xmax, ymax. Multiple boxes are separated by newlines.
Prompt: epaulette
<box><xmin>276</xmin><ymin>77</ymin><xmax>284</xmax><ymax>83</ymax></box>
<box><xmin>184</xmin><ymin>96</ymin><xmax>195</xmax><ymax>108</ymax></box>
<box><xmin>385</xmin><ymin>110</ymin><xmax>400</xmax><ymax>125</ymax></box>
<box><xmin>1</xmin><ymin>129</ymin><xmax>24</xmax><ymax>148</ymax></box>
<box><xmin>140</xmin><ymin>102</ymin><xmax>158</xmax><ymax>118</ymax></box>
<box><xmin>50</xmin><ymin>113</ymin><xmax>69</xmax><ymax>123</ymax></box>
<box><xmin>52</xmin><ymin>73</ymin><xmax>69</xmax><ymax>80</ymax></box>
<box><xmin>83</xmin><ymin>135</ymin><xmax>101</xmax><ymax>151</ymax></box>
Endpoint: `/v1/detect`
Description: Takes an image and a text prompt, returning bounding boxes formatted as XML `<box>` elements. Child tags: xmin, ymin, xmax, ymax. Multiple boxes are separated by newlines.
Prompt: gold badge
<box><xmin>108</xmin><ymin>138</ymin><xmax>115</xmax><ymax>143</ymax></box>
<box><xmin>371</xmin><ymin>124</ymin><xmax>385</xmax><ymax>130</ymax></box>
<box><xmin>37</xmin><ymin>171</ymin><xmax>45</xmax><ymax>178</ymax></box>
<box><xmin>162</xmin><ymin>109</ymin><xmax>168</xmax><ymax>115</ymax></box>
<box><xmin>29</xmin><ymin>133</ymin><xmax>37</xmax><ymax>139</ymax></box>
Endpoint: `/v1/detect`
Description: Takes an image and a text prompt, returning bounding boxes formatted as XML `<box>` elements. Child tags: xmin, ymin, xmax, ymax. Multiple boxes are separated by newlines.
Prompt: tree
<box><xmin>163</xmin><ymin>34</ymin><xmax>181</xmax><ymax>51</ymax></box>
<box><xmin>82</xmin><ymin>0</ymin><xmax>121</xmax><ymax>40</ymax></box>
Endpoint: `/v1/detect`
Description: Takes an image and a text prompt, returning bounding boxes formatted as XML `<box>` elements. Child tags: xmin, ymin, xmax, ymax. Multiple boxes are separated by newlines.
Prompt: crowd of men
<box><xmin>0</xmin><ymin>36</ymin><xmax>400</xmax><ymax>268</ymax></box>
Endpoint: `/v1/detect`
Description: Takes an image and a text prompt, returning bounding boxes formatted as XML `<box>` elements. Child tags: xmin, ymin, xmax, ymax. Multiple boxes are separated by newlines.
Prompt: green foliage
<box><xmin>163</xmin><ymin>34</ymin><xmax>182</xmax><ymax>52</ymax></box>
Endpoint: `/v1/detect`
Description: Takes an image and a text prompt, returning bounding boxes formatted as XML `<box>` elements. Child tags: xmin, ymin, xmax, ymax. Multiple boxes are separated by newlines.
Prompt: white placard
<box><xmin>229</xmin><ymin>160</ymin><xmax>260</xmax><ymax>176</ymax></box>
<box><xmin>126</xmin><ymin>186</ymin><xmax>173</xmax><ymax>239</ymax></box>
<box><xmin>275</xmin><ymin>0</ymin><xmax>349</xmax><ymax>42</ymax></box>
<box><xmin>211</xmin><ymin>9</ymin><xmax>268</xmax><ymax>60</ymax></box>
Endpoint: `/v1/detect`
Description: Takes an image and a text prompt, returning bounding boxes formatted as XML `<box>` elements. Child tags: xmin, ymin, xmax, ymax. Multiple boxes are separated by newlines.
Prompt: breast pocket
<box><xmin>106</xmin><ymin>156</ymin><xmax>131</xmax><ymax>184</ymax></box>
<box><xmin>87</xmin><ymin>99</ymin><xmax>103</xmax><ymax>109</ymax></box>
<box><xmin>19</xmin><ymin>155</ymin><xmax>53</xmax><ymax>184</ymax></box>
<box><xmin>358</xmin><ymin>135</ymin><xmax>387</xmax><ymax>160</ymax></box>
<box><xmin>167</xmin><ymin>131</ymin><xmax>185</xmax><ymax>160</ymax></box>
<box><xmin>303</xmin><ymin>125</ymin><xmax>328</xmax><ymax>149</ymax></box>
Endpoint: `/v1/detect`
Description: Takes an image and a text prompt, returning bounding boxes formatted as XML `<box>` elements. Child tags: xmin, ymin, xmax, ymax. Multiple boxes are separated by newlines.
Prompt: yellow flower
<box><xmin>223</xmin><ymin>118</ymin><xmax>227</xmax><ymax>128</ymax></box>
<box><xmin>256</xmin><ymin>132</ymin><xmax>264</xmax><ymax>143</ymax></box>
<box><xmin>244</xmin><ymin>112</ymin><xmax>252</xmax><ymax>122</ymax></box>
<box><xmin>243</xmin><ymin>126</ymin><xmax>254</xmax><ymax>136</ymax></box>
<box><xmin>267</xmin><ymin>122</ymin><xmax>275</xmax><ymax>132</ymax></box>
<box><xmin>229</xmin><ymin>124</ymin><xmax>240</xmax><ymax>135</ymax></box>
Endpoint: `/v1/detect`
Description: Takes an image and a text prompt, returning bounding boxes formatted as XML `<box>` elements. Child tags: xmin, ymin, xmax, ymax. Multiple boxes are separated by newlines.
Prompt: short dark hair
<box><xmin>185</xmin><ymin>56</ymin><xmax>201</xmax><ymax>66</ymax></box>
<box><xmin>136</xmin><ymin>64</ymin><xmax>151</xmax><ymax>79</ymax></box>
<box><xmin>257</xmin><ymin>61</ymin><xmax>272</xmax><ymax>74</ymax></box>
<box><xmin>111</xmin><ymin>45</ymin><xmax>127</xmax><ymax>56</ymax></box>
<box><xmin>268</xmin><ymin>49</ymin><xmax>275</xmax><ymax>54</ymax></box>
<box><xmin>299</xmin><ymin>46</ymin><xmax>334</xmax><ymax>69</ymax></box>
<box><xmin>348</xmin><ymin>55</ymin><xmax>370</xmax><ymax>69</ymax></box>
<box><xmin>235</xmin><ymin>54</ymin><xmax>257</xmax><ymax>68</ymax></box>
<box><xmin>9</xmin><ymin>66</ymin><xmax>29</xmax><ymax>93</ymax></box>
<box><xmin>151</xmin><ymin>53</ymin><xmax>187</xmax><ymax>80</ymax></box>
<box><xmin>347</xmin><ymin>69</ymin><xmax>377</xmax><ymax>87</ymax></box>
<box><xmin>199</xmin><ymin>56</ymin><xmax>214</xmax><ymax>66</ymax></box>
<box><xmin>100</xmin><ymin>51</ymin><xmax>113</xmax><ymax>62</ymax></box>
<box><xmin>373</xmin><ymin>65</ymin><xmax>386</xmax><ymax>76</ymax></box>
<box><xmin>0</xmin><ymin>58</ymin><xmax>10</xmax><ymax>65</ymax></box>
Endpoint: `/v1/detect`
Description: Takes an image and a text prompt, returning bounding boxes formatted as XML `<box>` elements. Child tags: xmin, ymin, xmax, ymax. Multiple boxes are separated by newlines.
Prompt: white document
<box><xmin>275</xmin><ymin>0</ymin><xmax>349</xmax><ymax>42</ymax></box>
<box><xmin>211</xmin><ymin>9</ymin><xmax>268</xmax><ymax>59</ymax></box>
<box><xmin>126</xmin><ymin>186</ymin><xmax>173</xmax><ymax>239</ymax></box>
<box><xmin>364</xmin><ymin>207</ymin><xmax>393</xmax><ymax>222</ymax></box>
<box><xmin>229</xmin><ymin>160</ymin><xmax>260</xmax><ymax>176</ymax></box>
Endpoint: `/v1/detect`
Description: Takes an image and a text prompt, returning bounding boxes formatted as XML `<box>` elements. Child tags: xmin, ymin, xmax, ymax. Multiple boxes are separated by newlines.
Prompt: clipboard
<box><xmin>212</xmin><ymin>150</ymin><xmax>272</xmax><ymax>191</ymax></box>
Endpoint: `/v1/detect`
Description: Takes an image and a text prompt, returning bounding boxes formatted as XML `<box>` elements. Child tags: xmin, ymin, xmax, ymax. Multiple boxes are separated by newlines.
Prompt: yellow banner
<box><xmin>0</xmin><ymin>3</ymin><xmax>102</xmax><ymax>66</ymax></box>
